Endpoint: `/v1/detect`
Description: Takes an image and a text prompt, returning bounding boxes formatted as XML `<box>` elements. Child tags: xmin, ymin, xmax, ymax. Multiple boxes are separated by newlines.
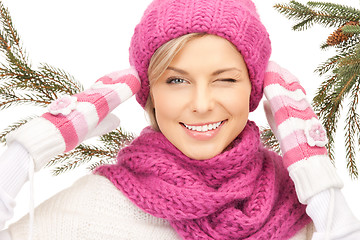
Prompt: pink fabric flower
<box><xmin>48</xmin><ymin>96</ymin><xmax>77</xmax><ymax>116</ymax></box>
<box><xmin>305</xmin><ymin>118</ymin><xmax>328</xmax><ymax>147</ymax></box>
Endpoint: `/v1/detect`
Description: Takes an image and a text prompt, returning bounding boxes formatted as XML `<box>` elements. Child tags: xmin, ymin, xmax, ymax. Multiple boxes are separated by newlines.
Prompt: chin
<box><xmin>183</xmin><ymin>147</ymin><xmax>223</xmax><ymax>160</ymax></box>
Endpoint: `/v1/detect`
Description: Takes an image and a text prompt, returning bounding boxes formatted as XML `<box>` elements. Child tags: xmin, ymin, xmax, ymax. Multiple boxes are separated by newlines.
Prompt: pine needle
<box><xmin>0</xmin><ymin>115</ymin><xmax>36</xmax><ymax>144</ymax></box>
<box><xmin>275</xmin><ymin>0</ymin><xmax>360</xmax><ymax>178</ymax></box>
<box><xmin>0</xmin><ymin>1</ymin><xmax>135</xmax><ymax>175</ymax></box>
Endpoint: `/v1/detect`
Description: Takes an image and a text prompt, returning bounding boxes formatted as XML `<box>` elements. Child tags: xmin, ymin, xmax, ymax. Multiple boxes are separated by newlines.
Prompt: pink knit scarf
<box><xmin>95</xmin><ymin>121</ymin><xmax>311</xmax><ymax>239</ymax></box>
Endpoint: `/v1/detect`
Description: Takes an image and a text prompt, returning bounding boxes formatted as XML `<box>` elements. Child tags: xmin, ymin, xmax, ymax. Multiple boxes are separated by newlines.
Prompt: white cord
<box><xmin>325</xmin><ymin>188</ymin><xmax>335</xmax><ymax>240</ymax></box>
<box><xmin>28</xmin><ymin>157</ymin><xmax>35</xmax><ymax>240</ymax></box>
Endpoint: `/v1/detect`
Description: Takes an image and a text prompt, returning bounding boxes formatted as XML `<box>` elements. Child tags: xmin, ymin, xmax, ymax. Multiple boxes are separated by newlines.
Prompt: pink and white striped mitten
<box><xmin>7</xmin><ymin>68</ymin><xmax>140</xmax><ymax>171</ymax></box>
<box><xmin>263</xmin><ymin>61</ymin><xmax>343</xmax><ymax>203</ymax></box>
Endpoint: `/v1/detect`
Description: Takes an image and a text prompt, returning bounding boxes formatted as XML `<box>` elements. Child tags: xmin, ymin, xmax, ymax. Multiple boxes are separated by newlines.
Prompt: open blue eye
<box><xmin>166</xmin><ymin>77</ymin><xmax>187</xmax><ymax>84</ymax></box>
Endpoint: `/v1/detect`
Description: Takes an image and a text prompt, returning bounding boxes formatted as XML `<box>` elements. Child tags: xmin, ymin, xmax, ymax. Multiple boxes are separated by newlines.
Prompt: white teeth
<box><xmin>183</xmin><ymin>121</ymin><xmax>223</xmax><ymax>132</ymax></box>
<box><xmin>202</xmin><ymin>125</ymin><xmax>208</xmax><ymax>132</ymax></box>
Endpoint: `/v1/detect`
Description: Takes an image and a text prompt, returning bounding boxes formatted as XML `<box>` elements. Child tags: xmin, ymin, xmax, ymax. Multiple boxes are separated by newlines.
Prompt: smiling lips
<box><xmin>181</xmin><ymin>120</ymin><xmax>225</xmax><ymax>140</ymax></box>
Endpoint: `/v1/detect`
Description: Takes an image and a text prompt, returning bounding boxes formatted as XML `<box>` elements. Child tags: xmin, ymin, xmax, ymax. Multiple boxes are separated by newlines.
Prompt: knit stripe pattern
<box><xmin>264</xmin><ymin>62</ymin><xmax>328</xmax><ymax>168</ymax></box>
<box><xmin>96</xmin><ymin>121</ymin><xmax>311</xmax><ymax>239</ymax></box>
<box><xmin>41</xmin><ymin>68</ymin><xmax>140</xmax><ymax>152</ymax></box>
<box><xmin>129</xmin><ymin>0</ymin><xmax>271</xmax><ymax>112</ymax></box>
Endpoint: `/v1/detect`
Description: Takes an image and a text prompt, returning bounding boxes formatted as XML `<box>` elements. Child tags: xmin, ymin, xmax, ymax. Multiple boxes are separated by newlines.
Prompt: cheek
<box><xmin>223</xmin><ymin>89</ymin><xmax>251</xmax><ymax>123</ymax></box>
<box><xmin>152</xmin><ymin>88</ymin><xmax>184</xmax><ymax>126</ymax></box>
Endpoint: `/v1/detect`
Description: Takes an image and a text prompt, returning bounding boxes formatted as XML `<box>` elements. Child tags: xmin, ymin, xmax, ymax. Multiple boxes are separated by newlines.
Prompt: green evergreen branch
<box><xmin>99</xmin><ymin>128</ymin><xmax>134</xmax><ymax>150</ymax></box>
<box><xmin>0</xmin><ymin>3</ymin><xmax>19</xmax><ymax>45</ymax></box>
<box><xmin>2</xmin><ymin>43</ymin><xmax>30</xmax><ymax>73</ymax></box>
<box><xmin>88</xmin><ymin>159</ymin><xmax>114</xmax><ymax>172</ymax></box>
<box><xmin>47</xmin><ymin>144</ymin><xmax>114</xmax><ymax>166</ymax></box>
<box><xmin>260</xmin><ymin>127</ymin><xmax>281</xmax><ymax>154</ymax></box>
<box><xmin>49</xmin><ymin>144</ymin><xmax>118</xmax><ymax>176</ymax></box>
<box><xmin>317</xmin><ymin>38</ymin><xmax>360</xmax><ymax>75</ymax></box>
<box><xmin>275</xmin><ymin>0</ymin><xmax>360</xmax><ymax>178</ymax></box>
<box><xmin>318</xmin><ymin>45</ymin><xmax>358</xmax><ymax>74</ymax></box>
<box><xmin>313</xmin><ymin>75</ymin><xmax>337</xmax><ymax>107</ymax></box>
<box><xmin>0</xmin><ymin>64</ymin><xmax>82</xmax><ymax>107</ymax></box>
<box><xmin>315</xmin><ymin>54</ymin><xmax>345</xmax><ymax>76</ymax></box>
<box><xmin>0</xmin><ymin>91</ymin><xmax>51</xmax><ymax>109</ymax></box>
<box><xmin>307</xmin><ymin>2</ymin><xmax>360</xmax><ymax>22</ymax></box>
<box><xmin>0</xmin><ymin>115</ymin><xmax>35</xmax><ymax>144</ymax></box>
<box><xmin>316</xmin><ymin>97</ymin><xmax>341</xmax><ymax>161</ymax></box>
<box><xmin>38</xmin><ymin>63</ymin><xmax>83</xmax><ymax>94</ymax></box>
<box><xmin>47</xmin><ymin>128</ymin><xmax>134</xmax><ymax>175</ymax></box>
<box><xmin>0</xmin><ymin>2</ymin><xmax>81</xmax><ymax>104</ymax></box>
<box><xmin>342</xmin><ymin>25</ymin><xmax>360</xmax><ymax>35</ymax></box>
<box><xmin>0</xmin><ymin>2</ymin><xmax>28</xmax><ymax>66</ymax></box>
<box><xmin>274</xmin><ymin>1</ymin><xmax>320</xmax><ymax>30</ymax></box>
<box><xmin>344</xmin><ymin>80</ymin><xmax>360</xmax><ymax>178</ymax></box>
<box><xmin>274</xmin><ymin>1</ymin><xmax>359</xmax><ymax>31</ymax></box>
<box><xmin>274</xmin><ymin>1</ymin><xmax>313</xmax><ymax>21</ymax></box>
<box><xmin>0</xmin><ymin>0</ymin><xmax>135</xmax><ymax>174</ymax></box>
<box><xmin>319</xmin><ymin>70</ymin><xmax>357</xmax><ymax>161</ymax></box>
<box><xmin>339</xmin><ymin>52</ymin><xmax>360</xmax><ymax>178</ymax></box>
<box><xmin>0</xmin><ymin>26</ymin><xmax>31</xmax><ymax>75</ymax></box>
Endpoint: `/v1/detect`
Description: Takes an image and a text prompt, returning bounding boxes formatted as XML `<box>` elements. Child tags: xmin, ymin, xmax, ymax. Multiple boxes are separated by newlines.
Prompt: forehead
<box><xmin>168</xmin><ymin>35</ymin><xmax>247</xmax><ymax>74</ymax></box>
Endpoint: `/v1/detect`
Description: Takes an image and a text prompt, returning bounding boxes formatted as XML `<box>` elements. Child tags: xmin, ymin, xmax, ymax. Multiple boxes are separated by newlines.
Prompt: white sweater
<box><xmin>4</xmin><ymin>175</ymin><xmax>313</xmax><ymax>240</ymax></box>
<box><xmin>7</xmin><ymin>174</ymin><xmax>181</xmax><ymax>240</ymax></box>
<box><xmin>5</xmin><ymin>174</ymin><xmax>315</xmax><ymax>240</ymax></box>
<box><xmin>0</xmin><ymin>142</ymin><xmax>360</xmax><ymax>240</ymax></box>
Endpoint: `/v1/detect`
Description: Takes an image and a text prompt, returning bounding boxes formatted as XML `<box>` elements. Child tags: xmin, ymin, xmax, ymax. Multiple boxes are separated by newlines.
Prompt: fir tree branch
<box><xmin>316</xmin><ymin>39</ymin><xmax>360</xmax><ymax>75</ymax></box>
<box><xmin>0</xmin><ymin>70</ymin><xmax>53</xmax><ymax>100</ymax></box>
<box><xmin>275</xmin><ymin>0</ymin><xmax>360</xmax><ymax>177</ymax></box>
<box><xmin>48</xmin><ymin>143</ymin><xmax>117</xmax><ymax>176</ymax></box>
<box><xmin>316</xmin><ymin>97</ymin><xmax>341</xmax><ymax>161</ymax></box>
<box><xmin>99</xmin><ymin>128</ymin><xmax>134</xmax><ymax>150</ymax></box>
<box><xmin>313</xmin><ymin>74</ymin><xmax>337</xmax><ymax>107</ymax></box>
<box><xmin>0</xmin><ymin>90</ymin><xmax>51</xmax><ymax>109</ymax></box>
<box><xmin>344</xmin><ymin>79</ymin><xmax>360</xmax><ymax>179</ymax></box>
<box><xmin>319</xmin><ymin>70</ymin><xmax>358</xmax><ymax>161</ymax></box>
<box><xmin>37</xmin><ymin>63</ymin><xmax>83</xmax><ymax>94</ymax></box>
<box><xmin>342</xmin><ymin>25</ymin><xmax>360</xmax><ymax>35</ymax></box>
<box><xmin>0</xmin><ymin>115</ymin><xmax>36</xmax><ymax>144</ymax></box>
<box><xmin>47</xmin><ymin>128</ymin><xmax>134</xmax><ymax>175</ymax></box>
<box><xmin>0</xmin><ymin>64</ymin><xmax>82</xmax><ymax>109</ymax></box>
<box><xmin>274</xmin><ymin>1</ymin><xmax>318</xmax><ymax>30</ymax></box>
<box><xmin>260</xmin><ymin>127</ymin><xmax>281</xmax><ymax>154</ymax></box>
<box><xmin>307</xmin><ymin>2</ymin><xmax>360</xmax><ymax>22</ymax></box>
<box><xmin>0</xmin><ymin>0</ymin><xmax>135</xmax><ymax>175</ymax></box>
<box><xmin>87</xmin><ymin>159</ymin><xmax>114</xmax><ymax>172</ymax></box>
<box><xmin>0</xmin><ymin>2</ymin><xmax>29</xmax><ymax>67</ymax></box>
<box><xmin>274</xmin><ymin>1</ymin><xmax>360</xmax><ymax>31</ymax></box>
<box><xmin>315</xmin><ymin>54</ymin><xmax>346</xmax><ymax>76</ymax></box>
<box><xmin>0</xmin><ymin>1</ymin><xmax>82</xmax><ymax>105</ymax></box>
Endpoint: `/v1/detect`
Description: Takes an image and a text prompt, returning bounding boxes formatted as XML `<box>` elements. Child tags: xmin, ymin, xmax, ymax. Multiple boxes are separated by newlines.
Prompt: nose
<box><xmin>191</xmin><ymin>84</ymin><xmax>214</xmax><ymax>114</ymax></box>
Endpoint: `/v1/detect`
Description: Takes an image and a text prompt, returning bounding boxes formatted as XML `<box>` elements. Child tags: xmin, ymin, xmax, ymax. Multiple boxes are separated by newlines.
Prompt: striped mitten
<box><xmin>263</xmin><ymin>61</ymin><xmax>328</xmax><ymax>168</ymax></box>
<box><xmin>7</xmin><ymin>68</ymin><xmax>140</xmax><ymax>171</ymax></box>
<box><xmin>263</xmin><ymin>61</ymin><xmax>343</xmax><ymax>203</ymax></box>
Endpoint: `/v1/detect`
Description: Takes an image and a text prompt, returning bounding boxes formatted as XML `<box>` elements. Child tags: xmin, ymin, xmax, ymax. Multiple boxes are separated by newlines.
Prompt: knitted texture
<box><xmin>8</xmin><ymin>175</ymin><xmax>180</xmax><ymax>240</ymax></box>
<box><xmin>263</xmin><ymin>62</ymin><xmax>328</xmax><ymax>168</ymax></box>
<box><xmin>7</xmin><ymin>68</ymin><xmax>140</xmax><ymax>171</ymax></box>
<box><xmin>96</xmin><ymin>121</ymin><xmax>311</xmax><ymax>239</ymax></box>
<box><xmin>43</xmin><ymin>68</ymin><xmax>141</xmax><ymax>151</ymax></box>
<box><xmin>129</xmin><ymin>0</ymin><xmax>271</xmax><ymax>112</ymax></box>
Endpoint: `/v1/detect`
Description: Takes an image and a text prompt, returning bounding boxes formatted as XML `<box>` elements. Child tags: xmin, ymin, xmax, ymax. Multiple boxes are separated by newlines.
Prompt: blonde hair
<box><xmin>145</xmin><ymin>33</ymin><xmax>206</xmax><ymax>130</ymax></box>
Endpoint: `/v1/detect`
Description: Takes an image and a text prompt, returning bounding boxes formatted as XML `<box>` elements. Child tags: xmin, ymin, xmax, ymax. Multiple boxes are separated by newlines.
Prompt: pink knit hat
<box><xmin>129</xmin><ymin>0</ymin><xmax>271</xmax><ymax>112</ymax></box>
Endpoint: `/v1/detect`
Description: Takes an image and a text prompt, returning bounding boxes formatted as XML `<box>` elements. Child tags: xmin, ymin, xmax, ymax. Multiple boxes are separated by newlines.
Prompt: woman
<box><xmin>0</xmin><ymin>0</ymin><xmax>359</xmax><ymax>239</ymax></box>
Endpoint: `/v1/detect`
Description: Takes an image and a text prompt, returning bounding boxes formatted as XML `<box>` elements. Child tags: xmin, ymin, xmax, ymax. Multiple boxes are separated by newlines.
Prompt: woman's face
<box><xmin>150</xmin><ymin>35</ymin><xmax>251</xmax><ymax>160</ymax></box>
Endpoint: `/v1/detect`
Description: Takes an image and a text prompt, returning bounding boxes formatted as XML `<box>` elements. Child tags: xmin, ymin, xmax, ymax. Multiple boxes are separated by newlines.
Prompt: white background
<box><xmin>0</xmin><ymin>0</ymin><xmax>359</xmax><ymax>226</ymax></box>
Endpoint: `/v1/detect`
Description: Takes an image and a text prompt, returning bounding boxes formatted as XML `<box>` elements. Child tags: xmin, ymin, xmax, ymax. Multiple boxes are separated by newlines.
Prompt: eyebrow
<box><xmin>167</xmin><ymin>66</ymin><xmax>242</xmax><ymax>76</ymax></box>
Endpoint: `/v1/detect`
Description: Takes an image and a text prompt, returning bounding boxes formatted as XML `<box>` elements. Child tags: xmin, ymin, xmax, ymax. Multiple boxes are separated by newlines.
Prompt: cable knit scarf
<box><xmin>95</xmin><ymin>121</ymin><xmax>311</xmax><ymax>239</ymax></box>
